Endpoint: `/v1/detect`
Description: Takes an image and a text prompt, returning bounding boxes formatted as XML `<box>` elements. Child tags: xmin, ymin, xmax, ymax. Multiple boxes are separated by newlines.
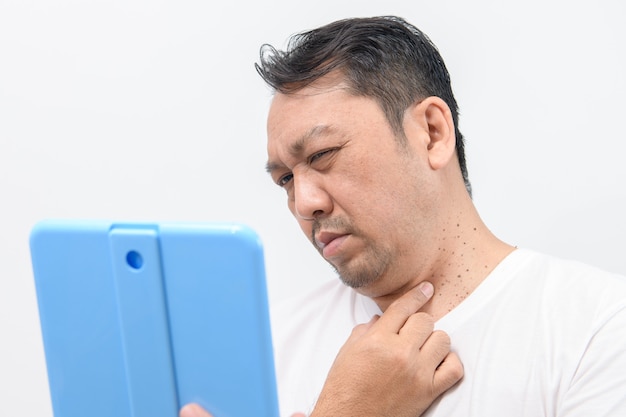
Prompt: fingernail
<box><xmin>418</xmin><ymin>281</ymin><xmax>434</xmax><ymax>298</ymax></box>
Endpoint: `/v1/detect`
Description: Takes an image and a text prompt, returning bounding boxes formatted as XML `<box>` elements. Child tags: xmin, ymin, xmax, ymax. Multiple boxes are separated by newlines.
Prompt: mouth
<box><xmin>315</xmin><ymin>231</ymin><xmax>343</xmax><ymax>249</ymax></box>
<box><xmin>315</xmin><ymin>231</ymin><xmax>349</xmax><ymax>259</ymax></box>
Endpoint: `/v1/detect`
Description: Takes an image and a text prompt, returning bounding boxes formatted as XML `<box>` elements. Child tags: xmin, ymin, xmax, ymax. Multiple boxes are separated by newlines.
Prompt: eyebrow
<box><xmin>265</xmin><ymin>125</ymin><xmax>333</xmax><ymax>174</ymax></box>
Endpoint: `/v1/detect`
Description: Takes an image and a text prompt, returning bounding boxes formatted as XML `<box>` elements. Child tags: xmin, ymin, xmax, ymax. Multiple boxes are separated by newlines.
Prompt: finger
<box><xmin>179</xmin><ymin>403</ymin><xmax>213</xmax><ymax>417</ymax></box>
<box><xmin>418</xmin><ymin>330</ymin><xmax>451</xmax><ymax>365</ymax></box>
<box><xmin>376</xmin><ymin>282</ymin><xmax>434</xmax><ymax>333</ymax></box>
<box><xmin>398</xmin><ymin>311</ymin><xmax>435</xmax><ymax>344</ymax></box>
<box><xmin>348</xmin><ymin>314</ymin><xmax>380</xmax><ymax>340</ymax></box>
<box><xmin>363</xmin><ymin>314</ymin><xmax>380</xmax><ymax>329</ymax></box>
<box><xmin>432</xmin><ymin>351</ymin><xmax>464</xmax><ymax>397</ymax></box>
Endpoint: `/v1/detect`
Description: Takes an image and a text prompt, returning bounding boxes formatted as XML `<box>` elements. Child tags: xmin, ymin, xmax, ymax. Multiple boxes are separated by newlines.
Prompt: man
<box><xmin>183</xmin><ymin>16</ymin><xmax>626</xmax><ymax>417</ymax></box>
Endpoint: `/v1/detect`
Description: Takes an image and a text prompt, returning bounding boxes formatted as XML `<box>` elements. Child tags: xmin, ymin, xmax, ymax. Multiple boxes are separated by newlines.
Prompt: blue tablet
<box><xmin>30</xmin><ymin>220</ymin><xmax>279</xmax><ymax>417</ymax></box>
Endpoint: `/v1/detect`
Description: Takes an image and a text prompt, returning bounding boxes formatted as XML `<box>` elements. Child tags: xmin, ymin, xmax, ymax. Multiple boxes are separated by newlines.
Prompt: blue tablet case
<box><xmin>30</xmin><ymin>220</ymin><xmax>279</xmax><ymax>417</ymax></box>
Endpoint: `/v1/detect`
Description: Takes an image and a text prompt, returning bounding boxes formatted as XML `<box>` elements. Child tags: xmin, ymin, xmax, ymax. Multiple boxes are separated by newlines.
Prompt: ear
<box><xmin>406</xmin><ymin>97</ymin><xmax>456</xmax><ymax>170</ymax></box>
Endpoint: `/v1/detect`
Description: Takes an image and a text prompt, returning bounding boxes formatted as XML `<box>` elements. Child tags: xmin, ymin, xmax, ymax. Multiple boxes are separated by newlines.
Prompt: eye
<box><xmin>277</xmin><ymin>172</ymin><xmax>293</xmax><ymax>187</ymax></box>
<box><xmin>309</xmin><ymin>148</ymin><xmax>335</xmax><ymax>164</ymax></box>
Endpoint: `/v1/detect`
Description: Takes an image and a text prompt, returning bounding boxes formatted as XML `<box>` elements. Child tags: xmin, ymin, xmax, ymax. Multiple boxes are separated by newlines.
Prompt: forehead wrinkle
<box><xmin>265</xmin><ymin>124</ymin><xmax>334</xmax><ymax>174</ymax></box>
<box><xmin>289</xmin><ymin>124</ymin><xmax>333</xmax><ymax>155</ymax></box>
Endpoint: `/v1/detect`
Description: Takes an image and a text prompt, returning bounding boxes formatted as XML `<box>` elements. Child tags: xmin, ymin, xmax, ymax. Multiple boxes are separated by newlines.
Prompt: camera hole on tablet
<box><xmin>126</xmin><ymin>250</ymin><xmax>143</xmax><ymax>270</ymax></box>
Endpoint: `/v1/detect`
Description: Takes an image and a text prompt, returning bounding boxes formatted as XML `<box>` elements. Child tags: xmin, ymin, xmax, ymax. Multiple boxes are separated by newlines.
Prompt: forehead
<box><xmin>267</xmin><ymin>83</ymin><xmax>384</xmax><ymax>148</ymax></box>
<box><xmin>264</xmin><ymin>72</ymin><xmax>397</xmax><ymax>176</ymax></box>
<box><xmin>267</xmin><ymin>71</ymin><xmax>354</xmax><ymax>134</ymax></box>
<box><xmin>265</xmin><ymin>87</ymin><xmax>343</xmax><ymax>174</ymax></box>
<box><xmin>268</xmin><ymin>79</ymin><xmax>347</xmax><ymax>121</ymax></box>
<box><xmin>268</xmin><ymin>88</ymin><xmax>341</xmax><ymax>139</ymax></box>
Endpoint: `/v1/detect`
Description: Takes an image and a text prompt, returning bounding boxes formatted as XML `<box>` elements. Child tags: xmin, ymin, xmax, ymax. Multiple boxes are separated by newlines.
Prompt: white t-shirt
<box><xmin>271</xmin><ymin>249</ymin><xmax>626</xmax><ymax>416</ymax></box>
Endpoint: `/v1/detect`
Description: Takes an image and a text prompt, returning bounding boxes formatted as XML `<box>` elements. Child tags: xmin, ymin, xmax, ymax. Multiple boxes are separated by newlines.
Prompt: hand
<box><xmin>179</xmin><ymin>403</ymin><xmax>305</xmax><ymax>417</ymax></box>
<box><xmin>179</xmin><ymin>404</ymin><xmax>209</xmax><ymax>417</ymax></box>
<box><xmin>310</xmin><ymin>282</ymin><xmax>463</xmax><ymax>417</ymax></box>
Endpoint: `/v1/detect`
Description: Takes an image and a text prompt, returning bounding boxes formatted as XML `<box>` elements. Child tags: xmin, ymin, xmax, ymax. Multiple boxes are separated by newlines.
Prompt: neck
<box><xmin>423</xmin><ymin>232</ymin><xmax>514</xmax><ymax>321</ymax></box>
<box><xmin>371</xmin><ymin>213</ymin><xmax>515</xmax><ymax>321</ymax></box>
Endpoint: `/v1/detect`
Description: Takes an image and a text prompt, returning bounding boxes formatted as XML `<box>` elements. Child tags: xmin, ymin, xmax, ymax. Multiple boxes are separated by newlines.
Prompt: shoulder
<box><xmin>270</xmin><ymin>279</ymin><xmax>359</xmax><ymax>340</ymax></box>
<box><xmin>501</xmin><ymin>249</ymin><xmax>626</xmax><ymax>338</ymax></box>
<box><xmin>501</xmin><ymin>248</ymin><xmax>626</xmax><ymax>292</ymax></box>
<box><xmin>445</xmin><ymin>248</ymin><xmax>626</xmax><ymax>336</ymax></box>
<box><xmin>271</xmin><ymin>278</ymin><xmax>354</xmax><ymax>315</ymax></box>
<box><xmin>514</xmin><ymin>249</ymin><xmax>626</xmax><ymax>308</ymax></box>
<box><xmin>269</xmin><ymin>279</ymin><xmax>365</xmax><ymax>416</ymax></box>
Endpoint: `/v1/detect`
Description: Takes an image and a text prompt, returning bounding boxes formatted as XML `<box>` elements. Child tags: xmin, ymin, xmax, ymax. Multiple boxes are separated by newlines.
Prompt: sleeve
<box><xmin>559</xmin><ymin>306</ymin><xmax>626</xmax><ymax>416</ymax></box>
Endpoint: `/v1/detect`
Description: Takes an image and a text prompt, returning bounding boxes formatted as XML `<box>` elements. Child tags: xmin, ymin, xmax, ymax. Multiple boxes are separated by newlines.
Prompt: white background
<box><xmin>1</xmin><ymin>0</ymin><xmax>624</xmax><ymax>415</ymax></box>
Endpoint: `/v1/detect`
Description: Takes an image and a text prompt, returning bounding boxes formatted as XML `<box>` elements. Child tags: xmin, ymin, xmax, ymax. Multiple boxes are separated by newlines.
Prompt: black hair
<box><xmin>256</xmin><ymin>16</ymin><xmax>471</xmax><ymax>194</ymax></box>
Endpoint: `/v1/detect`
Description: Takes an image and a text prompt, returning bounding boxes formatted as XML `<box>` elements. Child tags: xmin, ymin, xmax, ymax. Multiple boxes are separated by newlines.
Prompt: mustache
<box><xmin>311</xmin><ymin>216</ymin><xmax>354</xmax><ymax>243</ymax></box>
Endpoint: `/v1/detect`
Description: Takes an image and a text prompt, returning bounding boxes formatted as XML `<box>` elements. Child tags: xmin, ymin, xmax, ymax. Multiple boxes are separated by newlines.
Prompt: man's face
<box><xmin>266</xmin><ymin>80</ymin><xmax>438</xmax><ymax>297</ymax></box>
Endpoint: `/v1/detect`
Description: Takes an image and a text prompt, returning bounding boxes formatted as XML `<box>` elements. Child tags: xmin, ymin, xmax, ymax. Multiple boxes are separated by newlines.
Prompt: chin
<box><xmin>331</xmin><ymin>249</ymin><xmax>393</xmax><ymax>291</ymax></box>
<box><xmin>337</xmin><ymin>269</ymin><xmax>382</xmax><ymax>292</ymax></box>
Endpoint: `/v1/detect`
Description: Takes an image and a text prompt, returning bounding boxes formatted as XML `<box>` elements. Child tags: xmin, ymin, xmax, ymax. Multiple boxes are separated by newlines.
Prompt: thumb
<box><xmin>376</xmin><ymin>281</ymin><xmax>434</xmax><ymax>332</ymax></box>
<box><xmin>179</xmin><ymin>403</ymin><xmax>213</xmax><ymax>417</ymax></box>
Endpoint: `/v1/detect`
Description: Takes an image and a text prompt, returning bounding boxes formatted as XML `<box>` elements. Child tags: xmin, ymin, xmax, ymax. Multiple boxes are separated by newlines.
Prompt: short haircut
<box><xmin>256</xmin><ymin>16</ymin><xmax>471</xmax><ymax>195</ymax></box>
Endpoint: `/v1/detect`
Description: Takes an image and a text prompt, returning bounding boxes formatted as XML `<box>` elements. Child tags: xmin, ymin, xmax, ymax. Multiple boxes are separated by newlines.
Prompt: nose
<box><xmin>292</xmin><ymin>173</ymin><xmax>332</xmax><ymax>221</ymax></box>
